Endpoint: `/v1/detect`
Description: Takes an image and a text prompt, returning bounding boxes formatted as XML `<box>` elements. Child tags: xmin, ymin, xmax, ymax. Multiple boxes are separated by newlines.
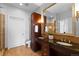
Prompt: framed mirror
<box><xmin>44</xmin><ymin>3</ymin><xmax>73</xmax><ymax>35</ymax></box>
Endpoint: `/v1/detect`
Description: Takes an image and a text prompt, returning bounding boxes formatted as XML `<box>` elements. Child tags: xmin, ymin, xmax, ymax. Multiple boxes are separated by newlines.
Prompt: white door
<box><xmin>8</xmin><ymin>16</ymin><xmax>25</xmax><ymax>48</ymax></box>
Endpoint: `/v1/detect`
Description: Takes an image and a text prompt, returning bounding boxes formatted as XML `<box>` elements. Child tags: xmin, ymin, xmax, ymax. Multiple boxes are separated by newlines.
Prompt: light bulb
<box><xmin>19</xmin><ymin>3</ymin><xmax>23</xmax><ymax>6</ymax></box>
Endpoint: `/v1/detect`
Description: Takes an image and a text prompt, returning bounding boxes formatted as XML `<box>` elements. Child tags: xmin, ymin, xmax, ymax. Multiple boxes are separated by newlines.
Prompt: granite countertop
<box><xmin>49</xmin><ymin>39</ymin><xmax>79</xmax><ymax>53</ymax></box>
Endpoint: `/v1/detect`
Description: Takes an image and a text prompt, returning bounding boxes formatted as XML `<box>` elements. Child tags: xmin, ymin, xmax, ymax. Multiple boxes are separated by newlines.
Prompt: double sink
<box><xmin>38</xmin><ymin>37</ymin><xmax>73</xmax><ymax>46</ymax></box>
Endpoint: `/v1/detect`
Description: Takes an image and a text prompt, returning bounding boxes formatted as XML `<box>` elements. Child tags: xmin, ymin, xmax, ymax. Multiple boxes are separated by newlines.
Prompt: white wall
<box><xmin>0</xmin><ymin>4</ymin><xmax>31</xmax><ymax>48</ymax></box>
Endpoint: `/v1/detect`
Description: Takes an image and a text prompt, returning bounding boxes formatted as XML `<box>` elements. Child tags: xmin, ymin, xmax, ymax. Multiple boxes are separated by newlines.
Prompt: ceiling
<box><xmin>2</xmin><ymin>3</ymin><xmax>46</xmax><ymax>12</ymax></box>
<box><xmin>3</xmin><ymin>3</ymin><xmax>42</xmax><ymax>12</ymax></box>
<box><xmin>0</xmin><ymin>3</ymin><xmax>73</xmax><ymax>17</ymax></box>
<box><xmin>33</xmin><ymin>3</ymin><xmax>43</xmax><ymax>6</ymax></box>
<box><xmin>0</xmin><ymin>3</ymin><xmax>54</xmax><ymax>12</ymax></box>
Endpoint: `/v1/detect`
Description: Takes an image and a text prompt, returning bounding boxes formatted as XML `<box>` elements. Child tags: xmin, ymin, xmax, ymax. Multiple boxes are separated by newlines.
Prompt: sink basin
<box><xmin>56</xmin><ymin>41</ymin><xmax>72</xmax><ymax>46</ymax></box>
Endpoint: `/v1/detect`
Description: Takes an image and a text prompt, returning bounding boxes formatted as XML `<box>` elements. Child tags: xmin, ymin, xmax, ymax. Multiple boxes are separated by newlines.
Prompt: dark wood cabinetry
<box><xmin>31</xmin><ymin>12</ymin><xmax>46</xmax><ymax>52</ymax></box>
<box><xmin>49</xmin><ymin>43</ymin><xmax>69</xmax><ymax>56</ymax></box>
<box><xmin>49</xmin><ymin>43</ymin><xmax>79</xmax><ymax>56</ymax></box>
<box><xmin>35</xmin><ymin>38</ymin><xmax>49</xmax><ymax>56</ymax></box>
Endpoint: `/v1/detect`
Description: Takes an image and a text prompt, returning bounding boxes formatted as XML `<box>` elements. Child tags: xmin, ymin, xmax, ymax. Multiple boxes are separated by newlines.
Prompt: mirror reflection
<box><xmin>44</xmin><ymin>3</ymin><xmax>73</xmax><ymax>35</ymax></box>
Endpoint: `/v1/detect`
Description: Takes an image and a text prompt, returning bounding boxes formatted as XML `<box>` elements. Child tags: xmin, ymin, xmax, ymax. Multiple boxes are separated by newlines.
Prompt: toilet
<box><xmin>25</xmin><ymin>40</ymin><xmax>31</xmax><ymax>47</ymax></box>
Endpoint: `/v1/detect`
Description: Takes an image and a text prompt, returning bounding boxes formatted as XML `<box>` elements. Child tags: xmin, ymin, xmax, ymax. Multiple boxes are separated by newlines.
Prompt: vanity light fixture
<box><xmin>49</xmin><ymin>26</ymin><xmax>52</xmax><ymax>29</ymax></box>
<box><xmin>74</xmin><ymin>4</ymin><xmax>79</xmax><ymax>21</ymax></box>
<box><xmin>37</xmin><ymin>9</ymin><xmax>44</xmax><ymax>23</ymax></box>
<box><xmin>74</xmin><ymin>4</ymin><xmax>79</xmax><ymax>17</ymax></box>
<box><xmin>19</xmin><ymin>3</ymin><xmax>23</xmax><ymax>6</ymax></box>
<box><xmin>37</xmin><ymin>19</ymin><xmax>41</xmax><ymax>23</ymax></box>
<box><xmin>76</xmin><ymin>11</ymin><xmax>79</xmax><ymax>21</ymax></box>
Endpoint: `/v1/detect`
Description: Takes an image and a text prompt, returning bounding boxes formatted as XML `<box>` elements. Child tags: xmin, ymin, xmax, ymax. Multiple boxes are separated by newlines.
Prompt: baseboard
<box><xmin>7</xmin><ymin>44</ymin><xmax>26</xmax><ymax>50</ymax></box>
<box><xmin>8</xmin><ymin>43</ymin><xmax>26</xmax><ymax>49</ymax></box>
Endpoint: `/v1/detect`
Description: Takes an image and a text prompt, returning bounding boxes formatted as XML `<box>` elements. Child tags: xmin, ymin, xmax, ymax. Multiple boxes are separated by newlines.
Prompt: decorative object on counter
<box><xmin>38</xmin><ymin>37</ymin><xmax>44</xmax><ymax>40</ymax></box>
<box><xmin>48</xmin><ymin>32</ymin><xmax>54</xmax><ymax>40</ymax></box>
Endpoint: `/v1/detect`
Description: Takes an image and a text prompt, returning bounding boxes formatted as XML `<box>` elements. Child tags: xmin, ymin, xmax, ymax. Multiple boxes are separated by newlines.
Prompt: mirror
<box><xmin>44</xmin><ymin>3</ymin><xmax>73</xmax><ymax>35</ymax></box>
<box><xmin>34</xmin><ymin>3</ymin><xmax>79</xmax><ymax>36</ymax></box>
<box><xmin>75</xmin><ymin>11</ymin><xmax>79</xmax><ymax>36</ymax></box>
<box><xmin>75</xmin><ymin>4</ymin><xmax>79</xmax><ymax>36</ymax></box>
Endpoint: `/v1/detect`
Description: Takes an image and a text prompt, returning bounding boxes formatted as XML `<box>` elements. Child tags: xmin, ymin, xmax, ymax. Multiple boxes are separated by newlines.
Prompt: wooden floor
<box><xmin>0</xmin><ymin>50</ymin><xmax>2</xmax><ymax>56</ymax></box>
<box><xmin>0</xmin><ymin>45</ymin><xmax>41</xmax><ymax>56</ymax></box>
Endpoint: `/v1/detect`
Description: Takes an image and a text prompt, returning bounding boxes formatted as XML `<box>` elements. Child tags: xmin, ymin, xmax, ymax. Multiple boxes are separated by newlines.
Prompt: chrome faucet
<box><xmin>68</xmin><ymin>40</ymin><xmax>71</xmax><ymax>43</ymax></box>
<box><xmin>61</xmin><ymin>38</ymin><xmax>71</xmax><ymax>43</ymax></box>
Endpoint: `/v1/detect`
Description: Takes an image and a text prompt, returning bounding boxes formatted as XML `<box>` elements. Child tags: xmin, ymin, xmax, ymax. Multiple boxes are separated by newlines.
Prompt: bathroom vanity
<box><xmin>35</xmin><ymin>37</ymin><xmax>79</xmax><ymax>56</ymax></box>
<box><xmin>49</xmin><ymin>40</ymin><xmax>79</xmax><ymax>56</ymax></box>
